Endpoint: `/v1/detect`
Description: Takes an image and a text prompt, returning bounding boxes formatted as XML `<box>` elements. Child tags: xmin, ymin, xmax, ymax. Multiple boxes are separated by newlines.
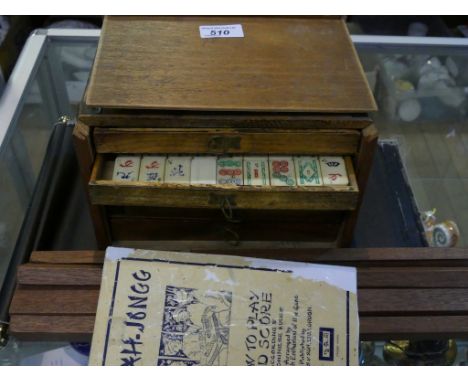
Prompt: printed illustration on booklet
<box><xmin>157</xmin><ymin>286</ymin><xmax>232</xmax><ymax>365</ymax></box>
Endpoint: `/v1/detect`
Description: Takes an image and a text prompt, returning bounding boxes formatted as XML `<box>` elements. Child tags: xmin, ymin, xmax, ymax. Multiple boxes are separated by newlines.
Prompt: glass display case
<box><xmin>356</xmin><ymin>36</ymin><xmax>468</xmax><ymax>249</ymax></box>
<box><xmin>0</xmin><ymin>29</ymin><xmax>467</xmax><ymax>365</ymax></box>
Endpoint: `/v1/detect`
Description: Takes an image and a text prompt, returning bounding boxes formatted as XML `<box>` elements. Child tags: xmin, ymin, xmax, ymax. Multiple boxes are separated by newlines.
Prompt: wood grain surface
<box><xmin>18</xmin><ymin>264</ymin><xmax>103</xmax><ymax>286</ymax></box>
<box><xmin>93</xmin><ymin>127</ymin><xmax>361</xmax><ymax>155</ymax></box>
<box><xmin>28</xmin><ymin>247</ymin><xmax>468</xmax><ymax>266</ymax></box>
<box><xmin>10</xmin><ymin>287</ymin><xmax>99</xmax><ymax>315</ymax></box>
<box><xmin>10</xmin><ymin>315</ymin><xmax>96</xmax><ymax>342</ymax></box>
<box><xmin>360</xmin><ymin>316</ymin><xmax>468</xmax><ymax>341</ymax></box>
<box><xmin>339</xmin><ymin>124</ymin><xmax>379</xmax><ymax>246</ymax></box>
<box><xmin>12</xmin><ymin>314</ymin><xmax>468</xmax><ymax>342</ymax></box>
<box><xmin>9</xmin><ymin>248</ymin><xmax>468</xmax><ymax>341</ymax></box>
<box><xmin>78</xmin><ymin>109</ymin><xmax>373</xmax><ymax>130</ymax></box>
<box><xmin>10</xmin><ymin>286</ymin><xmax>468</xmax><ymax>317</ymax></box>
<box><xmin>30</xmin><ymin>251</ymin><xmax>104</xmax><ymax>264</ymax></box>
<box><xmin>107</xmin><ymin>206</ymin><xmax>346</xmax><ymax>221</ymax></box>
<box><xmin>73</xmin><ymin>122</ymin><xmax>111</xmax><ymax>247</ymax></box>
<box><xmin>109</xmin><ymin>217</ymin><xmax>340</xmax><ymax>242</ymax></box>
<box><xmin>18</xmin><ymin>264</ymin><xmax>468</xmax><ymax>289</ymax></box>
<box><xmin>89</xmin><ymin>181</ymin><xmax>359</xmax><ymax>210</ymax></box>
<box><xmin>86</xmin><ymin>16</ymin><xmax>376</xmax><ymax>113</ymax></box>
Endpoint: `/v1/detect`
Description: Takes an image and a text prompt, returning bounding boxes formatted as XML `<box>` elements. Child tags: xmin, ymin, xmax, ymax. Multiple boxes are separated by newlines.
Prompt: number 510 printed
<box><xmin>199</xmin><ymin>24</ymin><xmax>244</xmax><ymax>39</ymax></box>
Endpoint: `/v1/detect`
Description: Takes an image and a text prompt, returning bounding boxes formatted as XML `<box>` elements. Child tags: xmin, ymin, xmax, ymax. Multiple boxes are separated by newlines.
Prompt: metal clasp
<box><xmin>207</xmin><ymin>136</ymin><xmax>241</xmax><ymax>152</ymax></box>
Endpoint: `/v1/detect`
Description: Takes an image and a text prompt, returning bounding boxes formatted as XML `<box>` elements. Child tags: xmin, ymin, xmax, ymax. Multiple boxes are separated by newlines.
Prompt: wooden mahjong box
<box><xmin>74</xmin><ymin>16</ymin><xmax>378</xmax><ymax>250</ymax></box>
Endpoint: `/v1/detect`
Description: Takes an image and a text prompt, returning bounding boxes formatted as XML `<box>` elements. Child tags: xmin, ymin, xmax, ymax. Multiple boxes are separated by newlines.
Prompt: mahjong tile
<box><xmin>243</xmin><ymin>157</ymin><xmax>270</xmax><ymax>186</ymax></box>
<box><xmin>138</xmin><ymin>156</ymin><xmax>166</xmax><ymax>182</ymax></box>
<box><xmin>112</xmin><ymin>155</ymin><xmax>141</xmax><ymax>181</ymax></box>
<box><xmin>191</xmin><ymin>156</ymin><xmax>217</xmax><ymax>185</ymax></box>
<box><xmin>269</xmin><ymin>156</ymin><xmax>296</xmax><ymax>187</ymax></box>
<box><xmin>164</xmin><ymin>156</ymin><xmax>192</xmax><ymax>184</ymax></box>
<box><xmin>319</xmin><ymin>156</ymin><xmax>349</xmax><ymax>186</ymax></box>
<box><xmin>294</xmin><ymin>156</ymin><xmax>323</xmax><ymax>186</ymax></box>
<box><xmin>217</xmin><ymin>156</ymin><xmax>243</xmax><ymax>186</ymax></box>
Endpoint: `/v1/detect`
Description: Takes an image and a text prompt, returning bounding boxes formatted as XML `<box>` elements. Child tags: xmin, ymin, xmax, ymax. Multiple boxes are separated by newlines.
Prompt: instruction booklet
<box><xmin>89</xmin><ymin>247</ymin><xmax>359</xmax><ymax>366</ymax></box>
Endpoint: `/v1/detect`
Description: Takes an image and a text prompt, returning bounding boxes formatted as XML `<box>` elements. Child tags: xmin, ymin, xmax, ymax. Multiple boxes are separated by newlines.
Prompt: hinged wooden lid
<box><xmin>85</xmin><ymin>16</ymin><xmax>377</xmax><ymax>114</ymax></box>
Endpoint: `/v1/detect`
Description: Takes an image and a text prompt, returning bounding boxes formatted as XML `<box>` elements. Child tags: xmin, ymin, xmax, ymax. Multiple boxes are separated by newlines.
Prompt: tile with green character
<box><xmin>243</xmin><ymin>157</ymin><xmax>270</xmax><ymax>186</ymax></box>
<box><xmin>294</xmin><ymin>156</ymin><xmax>323</xmax><ymax>186</ymax></box>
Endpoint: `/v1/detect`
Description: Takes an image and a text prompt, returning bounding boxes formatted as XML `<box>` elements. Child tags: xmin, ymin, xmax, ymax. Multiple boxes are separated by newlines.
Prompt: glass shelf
<box><xmin>1</xmin><ymin>29</ymin><xmax>468</xmax><ymax>365</ymax></box>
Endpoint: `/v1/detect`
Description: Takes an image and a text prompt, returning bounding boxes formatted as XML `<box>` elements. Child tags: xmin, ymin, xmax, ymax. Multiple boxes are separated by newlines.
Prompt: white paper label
<box><xmin>199</xmin><ymin>24</ymin><xmax>244</xmax><ymax>39</ymax></box>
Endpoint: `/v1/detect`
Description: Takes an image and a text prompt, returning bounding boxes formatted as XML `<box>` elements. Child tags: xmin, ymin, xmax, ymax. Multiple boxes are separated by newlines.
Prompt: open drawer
<box><xmin>88</xmin><ymin>154</ymin><xmax>359</xmax><ymax>210</ymax></box>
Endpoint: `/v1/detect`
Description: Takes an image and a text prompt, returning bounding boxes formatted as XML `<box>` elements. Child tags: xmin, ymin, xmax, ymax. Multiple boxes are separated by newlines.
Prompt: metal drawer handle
<box><xmin>207</xmin><ymin>136</ymin><xmax>241</xmax><ymax>151</ymax></box>
<box><xmin>220</xmin><ymin>197</ymin><xmax>241</xmax><ymax>223</ymax></box>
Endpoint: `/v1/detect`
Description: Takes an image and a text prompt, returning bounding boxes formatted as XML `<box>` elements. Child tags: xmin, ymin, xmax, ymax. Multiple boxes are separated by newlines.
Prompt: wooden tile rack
<box><xmin>9</xmin><ymin>248</ymin><xmax>468</xmax><ymax>341</ymax></box>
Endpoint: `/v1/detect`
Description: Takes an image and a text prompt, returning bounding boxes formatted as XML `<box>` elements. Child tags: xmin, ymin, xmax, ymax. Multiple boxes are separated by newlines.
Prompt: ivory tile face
<box><xmin>294</xmin><ymin>156</ymin><xmax>323</xmax><ymax>186</ymax></box>
<box><xmin>138</xmin><ymin>156</ymin><xmax>166</xmax><ymax>182</ymax></box>
<box><xmin>319</xmin><ymin>156</ymin><xmax>349</xmax><ymax>185</ymax></box>
<box><xmin>269</xmin><ymin>156</ymin><xmax>296</xmax><ymax>186</ymax></box>
<box><xmin>217</xmin><ymin>157</ymin><xmax>243</xmax><ymax>185</ymax></box>
<box><xmin>112</xmin><ymin>155</ymin><xmax>141</xmax><ymax>181</ymax></box>
<box><xmin>165</xmin><ymin>156</ymin><xmax>192</xmax><ymax>184</ymax></box>
<box><xmin>243</xmin><ymin>157</ymin><xmax>270</xmax><ymax>186</ymax></box>
<box><xmin>191</xmin><ymin>156</ymin><xmax>217</xmax><ymax>185</ymax></box>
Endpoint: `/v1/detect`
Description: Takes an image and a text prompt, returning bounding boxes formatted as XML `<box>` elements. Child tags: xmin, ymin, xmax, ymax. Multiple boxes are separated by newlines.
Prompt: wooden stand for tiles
<box><xmin>9</xmin><ymin>248</ymin><xmax>468</xmax><ymax>342</ymax></box>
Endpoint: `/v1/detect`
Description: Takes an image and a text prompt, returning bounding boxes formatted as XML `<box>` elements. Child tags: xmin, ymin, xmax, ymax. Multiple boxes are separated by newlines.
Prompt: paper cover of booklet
<box><xmin>89</xmin><ymin>247</ymin><xmax>359</xmax><ymax>366</ymax></box>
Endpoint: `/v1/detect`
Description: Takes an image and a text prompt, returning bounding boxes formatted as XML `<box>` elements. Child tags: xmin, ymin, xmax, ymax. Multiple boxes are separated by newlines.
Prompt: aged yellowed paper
<box><xmin>89</xmin><ymin>247</ymin><xmax>358</xmax><ymax>366</ymax></box>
